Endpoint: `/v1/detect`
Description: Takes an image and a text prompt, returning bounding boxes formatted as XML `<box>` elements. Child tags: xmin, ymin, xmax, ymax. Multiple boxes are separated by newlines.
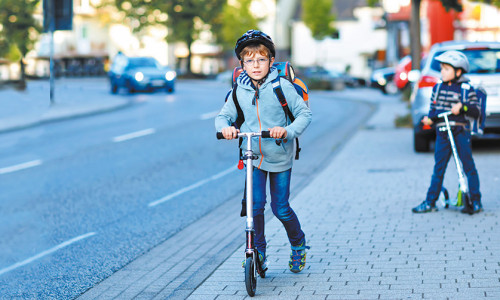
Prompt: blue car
<box><xmin>108</xmin><ymin>56</ymin><xmax>176</xmax><ymax>94</ymax></box>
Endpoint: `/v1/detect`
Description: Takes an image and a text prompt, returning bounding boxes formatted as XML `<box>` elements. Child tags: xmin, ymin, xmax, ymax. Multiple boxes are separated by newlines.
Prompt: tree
<box><xmin>0</xmin><ymin>0</ymin><xmax>41</xmax><ymax>88</ymax></box>
<box><xmin>219</xmin><ymin>0</ymin><xmax>260</xmax><ymax>50</ymax></box>
<box><xmin>302</xmin><ymin>0</ymin><xmax>336</xmax><ymax>40</ymax></box>
<box><xmin>476</xmin><ymin>0</ymin><xmax>500</xmax><ymax>7</ymax></box>
<box><xmin>112</xmin><ymin>0</ymin><xmax>225</xmax><ymax>74</ymax></box>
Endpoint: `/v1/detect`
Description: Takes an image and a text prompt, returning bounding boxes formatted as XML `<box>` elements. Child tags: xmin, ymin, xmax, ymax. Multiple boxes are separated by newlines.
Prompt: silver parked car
<box><xmin>410</xmin><ymin>41</ymin><xmax>500</xmax><ymax>152</ymax></box>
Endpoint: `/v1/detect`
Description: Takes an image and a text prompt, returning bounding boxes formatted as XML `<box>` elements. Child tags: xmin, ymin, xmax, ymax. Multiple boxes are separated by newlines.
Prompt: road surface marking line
<box><xmin>149</xmin><ymin>166</ymin><xmax>236</xmax><ymax>207</ymax></box>
<box><xmin>0</xmin><ymin>160</ymin><xmax>42</xmax><ymax>175</ymax></box>
<box><xmin>200</xmin><ymin>110</ymin><xmax>219</xmax><ymax>120</ymax></box>
<box><xmin>0</xmin><ymin>232</ymin><xmax>96</xmax><ymax>276</ymax></box>
<box><xmin>113</xmin><ymin>128</ymin><xmax>156</xmax><ymax>142</ymax></box>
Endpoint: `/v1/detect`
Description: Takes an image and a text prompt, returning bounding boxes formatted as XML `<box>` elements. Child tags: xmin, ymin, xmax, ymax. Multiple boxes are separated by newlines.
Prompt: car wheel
<box><xmin>111</xmin><ymin>83</ymin><xmax>118</xmax><ymax>94</ymax></box>
<box><xmin>384</xmin><ymin>81</ymin><xmax>398</xmax><ymax>95</ymax></box>
<box><xmin>414</xmin><ymin>131</ymin><xmax>430</xmax><ymax>152</ymax></box>
<box><xmin>127</xmin><ymin>81</ymin><xmax>135</xmax><ymax>94</ymax></box>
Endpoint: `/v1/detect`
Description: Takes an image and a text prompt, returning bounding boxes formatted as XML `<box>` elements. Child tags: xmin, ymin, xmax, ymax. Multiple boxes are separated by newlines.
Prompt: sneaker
<box><xmin>289</xmin><ymin>241</ymin><xmax>310</xmax><ymax>273</ymax></box>
<box><xmin>461</xmin><ymin>200</ymin><xmax>483</xmax><ymax>215</ymax></box>
<box><xmin>242</xmin><ymin>251</ymin><xmax>267</xmax><ymax>271</ymax></box>
<box><xmin>412</xmin><ymin>200</ymin><xmax>438</xmax><ymax>213</ymax></box>
<box><xmin>258</xmin><ymin>252</ymin><xmax>268</xmax><ymax>271</ymax></box>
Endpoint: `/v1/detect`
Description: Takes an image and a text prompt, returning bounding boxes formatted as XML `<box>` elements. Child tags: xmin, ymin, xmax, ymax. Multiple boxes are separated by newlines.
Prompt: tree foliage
<box><xmin>302</xmin><ymin>0</ymin><xmax>336</xmax><ymax>40</ymax></box>
<box><xmin>219</xmin><ymin>0</ymin><xmax>260</xmax><ymax>50</ymax></box>
<box><xmin>0</xmin><ymin>0</ymin><xmax>40</xmax><ymax>57</ymax></box>
<box><xmin>112</xmin><ymin>0</ymin><xmax>225</xmax><ymax>73</ymax></box>
<box><xmin>476</xmin><ymin>0</ymin><xmax>500</xmax><ymax>7</ymax></box>
<box><xmin>0</xmin><ymin>0</ymin><xmax>41</xmax><ymax>85</ymax></box>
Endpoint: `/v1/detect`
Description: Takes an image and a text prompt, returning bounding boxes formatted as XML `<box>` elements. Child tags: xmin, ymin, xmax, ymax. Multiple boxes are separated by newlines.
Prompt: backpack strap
<box><xmin>230</xmin><ymin>84</ymin><xmax>245</xmax><ymax>160</ymax></box>
<box><xmin>272</xmin><ymin>78</ymin><xmax>295</xmax><ymax>122</ymax></box>
<box><xmin>433</xmin><ymin>81</ymin><xmax>442</xmax><ymax>104</ymax></box>
<box><xmin>460</xmin><ymin>82</ymin><xmax>470</xmax><ymax>104</ymax></box>
<box><xmin>271</xmin><ymin>78</ymin><xmax>301</xmax><ymax>160</ymax></box>
<box><xmin>231</xmin><ymin>83</ymin><xmax>245</xmax><ymax>129</ymax></box>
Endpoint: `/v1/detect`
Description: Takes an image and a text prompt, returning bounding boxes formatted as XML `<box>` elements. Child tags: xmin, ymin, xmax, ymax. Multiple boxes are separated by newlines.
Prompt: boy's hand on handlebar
<box><xmin>268</xmin><ymin>127</ymin><xmax>287</xmax><ymax>139</ymax></box>
<box><xmin>221</xmin><ymin>126</ymin><xmax>240</xmax><ymax>140</ymax></box>
<box><xmin>422</xmin><ymin>116</ymin><xmax>433</xmax><ymax>126</ymax></box>
<box><xmin>451</xmin><ymin>103</ymin><xmax>462</xmax><ymax>115</ymax></box>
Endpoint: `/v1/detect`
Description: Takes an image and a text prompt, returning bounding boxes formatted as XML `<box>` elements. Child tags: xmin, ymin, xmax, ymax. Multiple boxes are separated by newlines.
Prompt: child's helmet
<box><xmin>435</xmin><ymin>50</ymin><xmax>470</xmax><ymax>73</ymax></box>
<box><xmin>235</xmin><ymin>30</ymin><xmax>276</xmax><ymax>60</ymax></box>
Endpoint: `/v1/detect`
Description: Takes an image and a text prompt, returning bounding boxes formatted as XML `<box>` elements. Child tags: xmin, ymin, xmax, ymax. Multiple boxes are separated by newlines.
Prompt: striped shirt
<box><xmin>428</xmin><ymin>77</ymin><xmax>480</xmax><ymax>125</ymax></box>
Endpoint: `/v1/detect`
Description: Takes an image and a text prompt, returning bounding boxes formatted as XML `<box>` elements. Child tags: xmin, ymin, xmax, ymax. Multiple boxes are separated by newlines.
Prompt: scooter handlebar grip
<box><xmin>216</xmin><ymin>132</ymin><xmax>225</xmax><ymax>140</ymax></box>
<box><xmin>261</xmin><ymin>131</ymin><xmax>271</xmax><ymax>138</ymax></box>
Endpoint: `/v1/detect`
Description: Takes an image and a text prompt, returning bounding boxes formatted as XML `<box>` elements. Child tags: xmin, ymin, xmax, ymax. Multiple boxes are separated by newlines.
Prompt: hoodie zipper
<box><xmin>254</xmin><ymin>86</ymin><xmax>264</xmax><ymax>169</ymax></box>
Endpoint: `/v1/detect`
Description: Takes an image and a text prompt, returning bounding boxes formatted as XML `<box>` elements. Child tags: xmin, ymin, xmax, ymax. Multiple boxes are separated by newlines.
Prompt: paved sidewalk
<box><xmin>77</xmin><ymin>87</ymin><xmax>500</xmax><ymax>299</ymax></box>
<box><xmin>186</xmin><ymin>104</ymin><xmax>500</xmax><ymax>298</ymax></box>
<box><xmin>0</xmin><ymin>78</ymin><xmax>130</xmax><ymax>133</ymax></box>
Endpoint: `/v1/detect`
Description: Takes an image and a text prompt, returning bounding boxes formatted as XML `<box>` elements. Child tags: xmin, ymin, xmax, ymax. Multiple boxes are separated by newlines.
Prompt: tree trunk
<box><xmin>18</xmin><ymin>57</ymin><xmax>27</xmax><ymax>90</ymax></box>
<box><xmin>410</xmin><ymin>0</ymin><xmax>422</xmax><ymax>70</ymax></box>
<box><xmin>186</xmin><ymin>41</ymin><xmax>193</xmax><ymax>75</ymax></box>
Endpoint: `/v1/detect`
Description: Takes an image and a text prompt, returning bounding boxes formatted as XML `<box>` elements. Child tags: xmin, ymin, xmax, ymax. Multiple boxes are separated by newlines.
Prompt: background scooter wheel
<box><xmin>439</xmin><ymin>187</ymin><xmax>450</xmax><ymax>208</ymax></box>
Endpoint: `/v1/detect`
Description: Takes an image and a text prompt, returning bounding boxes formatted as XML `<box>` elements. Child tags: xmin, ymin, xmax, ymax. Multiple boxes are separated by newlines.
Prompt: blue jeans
<box><xmin>426</xmin><ymin>127</ymin><xmax>481</xmax><ymax>203</ymax></box>
<box><xmin>252</xmin><ymin>168</ymin><xmax>305</xmax><ymax>256</ymax></box>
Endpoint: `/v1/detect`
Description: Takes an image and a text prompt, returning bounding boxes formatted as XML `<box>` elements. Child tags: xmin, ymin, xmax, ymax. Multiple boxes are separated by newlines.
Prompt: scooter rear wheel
<box><xmin>245</xmin><ymin>256</ymin><xmax>256</xmax><ymax>296</ymax></box>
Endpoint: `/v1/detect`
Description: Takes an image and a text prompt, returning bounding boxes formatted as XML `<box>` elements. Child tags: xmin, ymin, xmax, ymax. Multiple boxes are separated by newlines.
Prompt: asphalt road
<box><xmin>0</xmin><ymin>79</ymin><xmax>376</xmax><ymax>298</ymax></box>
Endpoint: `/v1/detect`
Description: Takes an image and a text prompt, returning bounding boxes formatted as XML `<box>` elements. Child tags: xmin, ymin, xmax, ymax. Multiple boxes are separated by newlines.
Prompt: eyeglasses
<box><xmin>243</xmin><ymin>58</ymin><xmax>269</xmax><ymax>66</ymax></box>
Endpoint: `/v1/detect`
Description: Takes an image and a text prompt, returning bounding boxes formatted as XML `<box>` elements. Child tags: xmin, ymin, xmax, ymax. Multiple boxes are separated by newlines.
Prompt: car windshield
<box><xmin>127</xmin><ymin>58</ymin><xmax>159</xmax><ymax>69</ymax></box>
<box><xmin>430</xmin><ymin>48</ymin><xmax>500</xmax><ymax>74</ymax></box>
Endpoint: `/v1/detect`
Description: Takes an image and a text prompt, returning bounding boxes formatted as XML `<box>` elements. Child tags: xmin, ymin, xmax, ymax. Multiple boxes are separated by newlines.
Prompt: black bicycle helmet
<box><xmin>235</xmin><ymin>29</ymin><xmax>276</xmax><ymax>60</ymax></box>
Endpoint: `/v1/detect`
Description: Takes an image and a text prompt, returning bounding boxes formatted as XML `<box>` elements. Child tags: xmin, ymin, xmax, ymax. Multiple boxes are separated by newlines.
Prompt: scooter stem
<box><xmin>245</xmin><ymin>135</ymin><xmax>254</xmax><ymax>231</ymax></box>
<box><xmin>439</xmin><ymin>112</ymin><xmax>468</xmax><ymax>193</ymax></box>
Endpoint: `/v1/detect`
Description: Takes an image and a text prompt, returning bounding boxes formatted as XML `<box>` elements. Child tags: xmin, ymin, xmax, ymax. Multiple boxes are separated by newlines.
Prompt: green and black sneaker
<box><xmin>289</xmin><ymin>241</ymin><xmax>310</xmax><ymax>273</ymax></box>
<box><xmin>412</xmin><ymin>200</ymin><xmax>438</xmax><ymax>213</ymax></box>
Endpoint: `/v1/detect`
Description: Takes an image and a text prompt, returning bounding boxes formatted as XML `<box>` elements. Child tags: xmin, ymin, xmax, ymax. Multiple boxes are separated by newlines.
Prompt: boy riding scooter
<box><xmin>215</xmin><ymin>30</ymin><xmax>312</xmax><ymax>272</ymax></box>
<box><xmin>412</xmin><ymin>50</ymin><xmax>483</xmax><ymax>215</ymax></box>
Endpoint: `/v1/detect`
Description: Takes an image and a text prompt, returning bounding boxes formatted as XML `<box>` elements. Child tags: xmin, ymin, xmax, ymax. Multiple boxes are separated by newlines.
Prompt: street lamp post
<box><xmin>48</xmin><ymin>0</ymin><xmax>55</xmax><ymax>104</ymax></box>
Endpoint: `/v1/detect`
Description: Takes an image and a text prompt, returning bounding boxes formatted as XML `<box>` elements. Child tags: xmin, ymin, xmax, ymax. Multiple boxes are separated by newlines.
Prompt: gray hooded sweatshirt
<box><xmin>215</xmin><ymin>67</ymin><xmax>312</xmax><ymax>172</ymax></box>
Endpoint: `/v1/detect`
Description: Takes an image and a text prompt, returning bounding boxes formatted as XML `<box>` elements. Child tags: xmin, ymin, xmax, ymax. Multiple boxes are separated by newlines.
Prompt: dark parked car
<box><xmin>410</xmin><ymin>41</ymin><xmax>500</xmax><ymax>152</ymax></box>
<box><xmin>295</xmin><ymin>66</ymin><xmax>345</xmax><ymax>90</ymax></box>
<box><xmin>370</xmin><ymin>67</ymin><xmax>397</xmax><ymax>94</ymax></box>
<box><xmin>108</xmin><ymin>56</ymin><xmax>176</xmax><ymax>94</ymax></box>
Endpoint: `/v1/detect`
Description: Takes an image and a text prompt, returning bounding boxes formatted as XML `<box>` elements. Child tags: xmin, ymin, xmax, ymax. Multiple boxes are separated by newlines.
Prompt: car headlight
<box><xmin>135</xmin><ymin>72</ymin><xmax>144</xmax><ymax>81</ymax></box>
<box><xmin>377</xmin><ymin>77</ymin><xmax>387</xmax><ymax>86</ymax></box>
<box><xmin>165</xmin><ymin>71</ymin><xmax>176</xmax><ymax>81</ymax></box>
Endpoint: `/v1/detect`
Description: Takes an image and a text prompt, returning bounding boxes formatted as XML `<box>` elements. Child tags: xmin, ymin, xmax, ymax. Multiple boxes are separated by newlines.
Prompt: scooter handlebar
<box><xmin>216</xmin><ymin>131</ymin><xmax>272</xmax><ymax>140</ymax></box>
<box><xmin>438</xmin><ymin>111</ymin><xmax>452</xmax><ymax>118</ymax></box>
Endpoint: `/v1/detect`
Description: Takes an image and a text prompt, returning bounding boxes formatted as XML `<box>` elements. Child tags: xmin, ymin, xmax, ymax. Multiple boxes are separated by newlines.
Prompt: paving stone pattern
<box><xmin>188</xmin><ymin>126</ymin><xmax>500</xmax><ymax>299</ymax></box>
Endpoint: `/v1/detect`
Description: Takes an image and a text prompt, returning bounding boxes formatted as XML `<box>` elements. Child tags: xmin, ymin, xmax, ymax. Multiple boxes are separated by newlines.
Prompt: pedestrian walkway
<box><xmin>0</xmin><ymin>79</ymin><xmax>130</xmax><ymax>133</ymax></box>
<box><xmin>77</xmin><ymin>87</ymin><xmax>500</xmax><ymax>299</ymax></box>
<box><xmin>185</xmin><ymin>104</ymin><xmax>500</xmax><ymax>299</ymax></box>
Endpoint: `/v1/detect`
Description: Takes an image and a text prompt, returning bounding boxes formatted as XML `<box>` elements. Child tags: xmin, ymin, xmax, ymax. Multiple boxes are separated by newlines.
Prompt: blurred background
<box><xmin>1</xmin><ymin>1</ymin><xmax>500</xmax><ymax>299</ymax></box>
<box><xmin>0</xmin><ymin>0</ymin><xmax>499</xmax><ymax>89</ymax></box>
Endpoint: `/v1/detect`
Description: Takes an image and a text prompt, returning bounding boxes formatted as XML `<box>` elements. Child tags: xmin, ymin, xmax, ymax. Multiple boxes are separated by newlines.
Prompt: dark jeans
<box><xmin>252</xmin><ymin>168</ymin><xmax>305</xmax><ymax>256</ymax></box>
<box><xmin>426</xmin><ymin>127</ymin><xmax>481</xmax><ymax>203</ymax></box>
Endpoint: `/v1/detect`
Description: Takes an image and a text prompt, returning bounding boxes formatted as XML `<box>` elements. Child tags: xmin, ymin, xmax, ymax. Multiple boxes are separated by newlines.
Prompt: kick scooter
<box><xmin>217</xmin><ymin>130</ymin><xmax>270</xmax><ymax>297</ymax></box>
<box><xmin>437</xmin><ymin>111</ymin><xmax>472</xmax><ymax>211</ymax></box>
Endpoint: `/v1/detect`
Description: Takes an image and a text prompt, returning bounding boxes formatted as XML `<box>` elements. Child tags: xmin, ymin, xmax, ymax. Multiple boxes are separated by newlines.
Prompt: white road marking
<box><xmin>0</xmin><ymin>160</ymin><xmax>42</xmax><ymax>175</ymax></box>
<box><xmin>200</xmin><ymin>110</ymin><xmax>219</xmax><ymax>120</ymax></box>
<box><xmin>149</xmin><ymin>166</ymin><xmax>237</xmax><ymax>207</ymax></box>
<box><xmin>112</xmin><ymin>128</ymin><xmax>156</xmax><ymax>142</ymax></box>
<box><xmin>0</xmin><ymin>232</ymin><xmax>97</xmax><ymax>276</ymax></box>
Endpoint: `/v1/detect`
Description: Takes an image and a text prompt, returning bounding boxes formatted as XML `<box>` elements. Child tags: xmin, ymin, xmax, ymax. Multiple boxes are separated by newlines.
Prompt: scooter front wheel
<box><xmin>245</xmin><ymin>256</ymin><xmax>256</xmax><ymax>296</ymax></box>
